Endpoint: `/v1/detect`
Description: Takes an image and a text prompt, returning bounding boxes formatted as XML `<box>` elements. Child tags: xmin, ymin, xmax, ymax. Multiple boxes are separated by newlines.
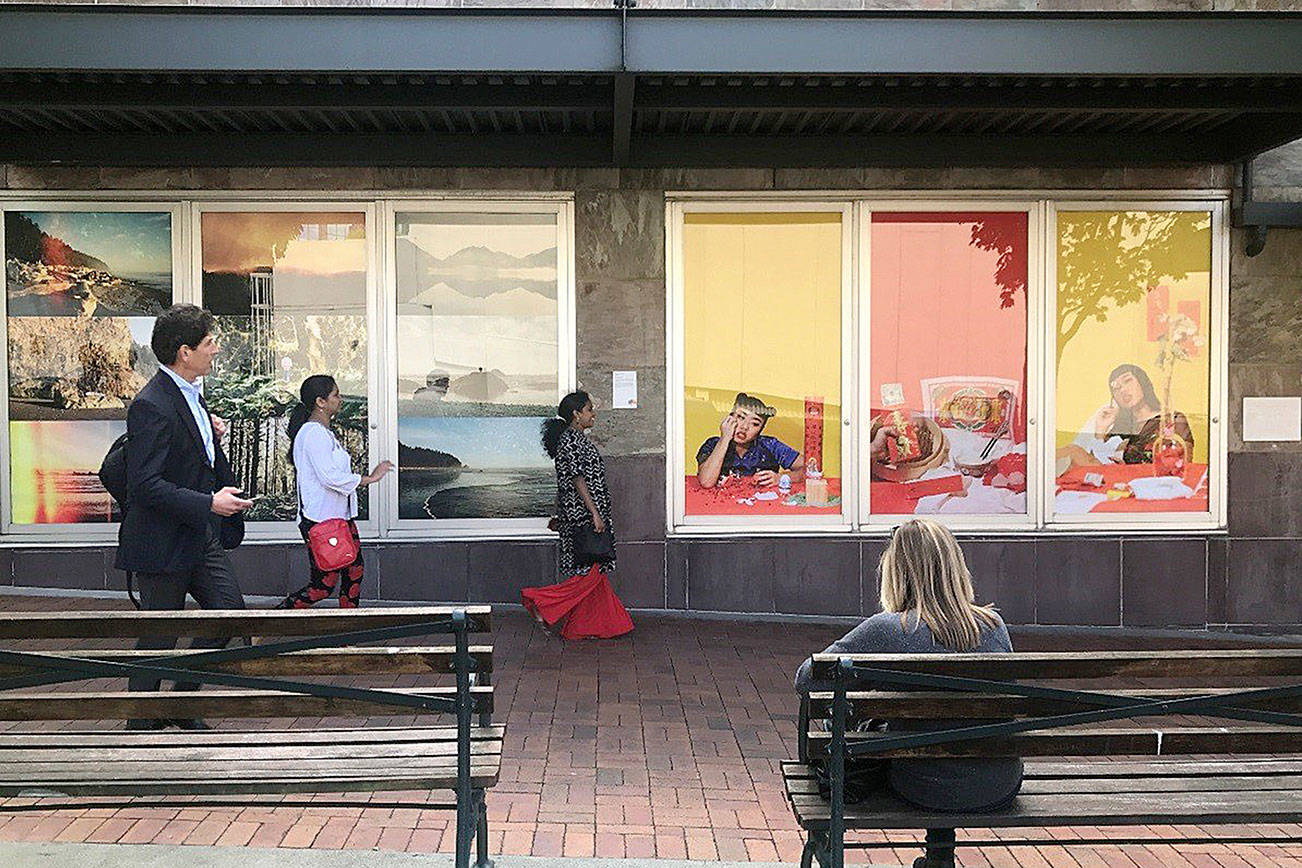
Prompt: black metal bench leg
<box><xmin>912</xmin><ymin>828</ymin><xmax>956</xmax><ymax>868</ymax></box>
<box><xmin>474</xmin><ymin>789</ymin><xmax>494</xmax><ymax>868</ymax></box>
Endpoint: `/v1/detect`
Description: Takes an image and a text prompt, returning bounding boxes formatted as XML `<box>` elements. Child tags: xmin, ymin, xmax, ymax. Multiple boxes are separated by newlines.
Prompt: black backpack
<box><xmin>98</xmin><ymin>432</ymin><xmax>130</xmax><ymax>510</ymax></box>
<box><xmin>98</xmin><ymin>433</ymin><xmax>142</xmax><ymax>609</ymax></box>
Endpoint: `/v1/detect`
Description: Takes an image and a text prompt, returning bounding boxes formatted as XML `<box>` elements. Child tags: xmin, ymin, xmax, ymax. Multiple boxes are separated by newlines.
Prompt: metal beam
<box><xmin>3</xmin><ymin>8</ymin><xmax>1302</xmax><ymax>79</ymax></box>
<box><xmin>630</xmin><ymin>132</ymin><xmax>1242</xmax><ymax>167</ymax></box>
<box><xmin>0</xmin><ymin>9</ymin><xmax>622</xmax><ymax>74</ymax></box>
<box><xmin>0</xmin><ymin>131</ymin><xmax>612</xmax><ymax>167</ymax></box>
<box><xmin>0</xmin><ymin>128</ymin><xmax>1261</xmax><ymax>168</ymax></box>
<box><xmin>627</xmin><ymin>14</ymin><xmax>1302</xmax><ymax>76</ymax></box>
<box><xmin>612</xmin><ymin>73</ymin><xmax>635</xmax><ymax>166</ymax></box>
<box><xmin>0</xmin><ymin>80</ymin><xmax>613</xmax><ymax>113</ymax></box>
<box><xmin>634</xmin><ymin>81</ymin><xmax>1302</xmax><ymax>114</ymax></box>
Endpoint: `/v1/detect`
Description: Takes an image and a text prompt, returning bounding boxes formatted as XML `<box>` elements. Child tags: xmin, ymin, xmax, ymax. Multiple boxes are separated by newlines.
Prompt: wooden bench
<box><xmin>0</xmin><ymin>606</ymin><xmax>500</xmax><ymax>868</ymax></box>
<box><xmin>787</xmin><ymin>649</ymin><xmax>1302</xmax><ymax>868</ymax></box>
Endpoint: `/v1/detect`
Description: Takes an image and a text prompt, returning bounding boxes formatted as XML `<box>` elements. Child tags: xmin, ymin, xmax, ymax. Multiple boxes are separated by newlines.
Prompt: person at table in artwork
<box><xmin>1057</xmin><ymin>363</ymin><xmax>1194</xmax><ymax>470</ymax></box>
<box><xmin>696</xmin><ymin>392</ymin><xmax>805</xmax><ymax>488</ymax></box>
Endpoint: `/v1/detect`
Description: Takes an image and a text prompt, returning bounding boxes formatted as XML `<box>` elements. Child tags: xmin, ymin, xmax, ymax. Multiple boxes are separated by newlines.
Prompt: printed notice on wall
<box><xmin>1243</xmin><ymin>396</ymin><xmax>1302</xmax><ymax>442</ymax></box>
<box><xmin>613</xmin><ymin>370</ymin><xmax>638</xmax><ymax>409</ymax></box>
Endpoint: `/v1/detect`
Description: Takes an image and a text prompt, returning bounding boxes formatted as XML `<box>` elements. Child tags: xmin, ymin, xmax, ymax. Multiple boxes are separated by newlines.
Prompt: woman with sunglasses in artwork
<box><xmin>794</xmin><ymin>519</ymin><xmax>1022</xmax><ymax>833</ymax></box>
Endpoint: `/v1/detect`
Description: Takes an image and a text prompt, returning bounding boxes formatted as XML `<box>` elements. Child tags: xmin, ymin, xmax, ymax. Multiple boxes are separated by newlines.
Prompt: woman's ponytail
<box><xmin>541</xmin><ymin>390</ymin><xmax>591</xmax><ymax>458</ymax></box>
<box><xmin>287</xmin><ymin>374</ymin><xmax>338</xmax><ymax>466</ymax></box>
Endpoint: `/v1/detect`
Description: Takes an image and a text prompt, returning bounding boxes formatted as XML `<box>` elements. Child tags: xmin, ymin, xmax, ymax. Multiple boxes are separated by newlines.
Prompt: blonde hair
<box><xmin>878</xmin><ymin>519</ymin><xmax>998</xmax><ymax>652</ymax></box>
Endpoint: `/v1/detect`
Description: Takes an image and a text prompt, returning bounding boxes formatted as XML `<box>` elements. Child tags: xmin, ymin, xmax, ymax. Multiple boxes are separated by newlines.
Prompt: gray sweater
<box><xmin>795</xmin><ymin>610</ymin><xmax>1023</xmax><ymax>813</ymax></box>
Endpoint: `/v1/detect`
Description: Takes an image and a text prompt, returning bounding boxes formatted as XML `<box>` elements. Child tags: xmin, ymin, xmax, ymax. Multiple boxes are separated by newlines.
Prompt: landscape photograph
<box><xmin>5</xmin><ymin>211</ymin><xmax>171</xmax><ymax>317</ymax></box>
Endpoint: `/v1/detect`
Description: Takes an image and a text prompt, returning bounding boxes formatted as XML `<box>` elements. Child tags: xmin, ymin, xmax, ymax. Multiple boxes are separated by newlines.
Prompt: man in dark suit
<box><xmin>116</xmin><ymin>304</ymin><xmax>252</xmax><ymax>731</ymax></box>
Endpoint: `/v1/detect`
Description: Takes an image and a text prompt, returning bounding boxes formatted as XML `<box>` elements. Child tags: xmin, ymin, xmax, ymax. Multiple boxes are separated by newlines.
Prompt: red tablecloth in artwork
<box><xmin>683</xmin><ymin>476</ymin><xmax>842</xmax><ymax>516</ymax></box>
<box><xmin>1056</xmin><ymin>463</ymin><xmax>1208</xmax><ymax>513</ymax></box>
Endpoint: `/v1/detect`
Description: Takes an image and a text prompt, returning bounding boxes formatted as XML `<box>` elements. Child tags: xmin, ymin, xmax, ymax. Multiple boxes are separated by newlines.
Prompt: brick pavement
<box><xmin>2</xmin><ymin>593</ymin><xmax>1302</xmax><ymax>866</ymax></box>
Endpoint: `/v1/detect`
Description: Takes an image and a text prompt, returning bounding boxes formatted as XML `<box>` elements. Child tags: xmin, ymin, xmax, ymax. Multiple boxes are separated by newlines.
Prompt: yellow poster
<box><xmin>682</xmin><ymin>212</ymin><xmax>842</xmax><ymax>517</ymax></box>
<box><xmin>1054</xmin><ymin>210</ymin><xmax>1211</xmax><ymax>515</ymax></box>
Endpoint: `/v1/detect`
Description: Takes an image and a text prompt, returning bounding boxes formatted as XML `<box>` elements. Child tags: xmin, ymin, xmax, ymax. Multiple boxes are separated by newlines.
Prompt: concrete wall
<box><xmin>1</xmin><ymin>148</ymin><xmax>1301</xmax><ymax>631</ymax></box>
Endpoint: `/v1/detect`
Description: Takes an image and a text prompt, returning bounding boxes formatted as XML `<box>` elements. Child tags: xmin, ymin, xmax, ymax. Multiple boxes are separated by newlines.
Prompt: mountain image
<box><xmin>395</xmin><ymin>239</ymin><xmax>557</xmax><ymax>304</ymax></box>
<box><xmin>5</xmin><ymin>211</ymin><xmax>172</xmax><ymax>317</ymax></box>
<box><xmin>5</xmin><ymin>213</ymin><xmax>110</xmax><ymax>272</ymax></box>
<box><xmin>410</xmin><ymin>282</ymin><xmax>557</xmax><ymax>316</ymax></box>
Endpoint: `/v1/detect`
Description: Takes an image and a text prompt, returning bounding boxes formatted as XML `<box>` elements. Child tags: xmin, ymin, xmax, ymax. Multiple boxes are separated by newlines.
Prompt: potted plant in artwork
<box><xmin>1152</xmin><ymin>309</ymin><xmax>1205</xmax><ymax>477</ymax></box>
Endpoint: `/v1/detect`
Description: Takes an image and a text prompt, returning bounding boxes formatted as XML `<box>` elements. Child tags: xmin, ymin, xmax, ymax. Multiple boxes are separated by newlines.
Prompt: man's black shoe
<box><xmin>125</xmin><ymin>718</ymin><xmax>168</xmax><ymax>731</ymax></box>
<box><xmin>168</xmin><ymin>718</ymin><xmax>213</xmax><ymax>731</ymax></box>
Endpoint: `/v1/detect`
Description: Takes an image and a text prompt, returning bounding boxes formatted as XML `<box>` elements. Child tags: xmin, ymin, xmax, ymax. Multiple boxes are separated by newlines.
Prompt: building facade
<box><xmin>1</xmin><ymin>4</ymin><xmax>1301</xmax><ymax>632</ymax></box>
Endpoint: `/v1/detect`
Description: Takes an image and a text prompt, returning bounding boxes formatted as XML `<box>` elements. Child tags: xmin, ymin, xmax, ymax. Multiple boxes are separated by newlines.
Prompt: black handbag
<box><xmin>573</xmin><ymin>524</ymin><xmax>615</xmax><ymax>566</ymax></box>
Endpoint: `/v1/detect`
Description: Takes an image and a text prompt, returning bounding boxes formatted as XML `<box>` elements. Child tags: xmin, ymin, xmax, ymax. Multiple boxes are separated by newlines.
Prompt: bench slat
<box><xmin>807</xmin><ymin>688</ymin><xmax>1302</xmax><ymax>718</ymax></box>
<box><xmin>0</xmin><ymin>725</ymin><xmax>505</xmax><ymax>749</ymax></box>
<box><xmin>0</xmin><ymin>737</ymin><xmax>502</xmax><ymax>764</ymax></box>
<box><xmin>783</xmin><ymin>758</ymin><xmax>1302</xmax><ymax>781</ymax></box>
<box><xmin>784</xmin><ymin>772</ymin><xmax>1302</xmax><ymax>797</ymax></box>
<box><xmin>0</xmin><ymin>687</ymin><xmax>494</xmax><ymax>720</ymax></box>
<box><xmin>805</xmin><ymin>727</ymin><xmax>1302</xmax><ymax>758</ymax></box>
<box><xmin>0</xmin><ymin>647</ymin><xmax>493</xmax><ymax>678</ymax></box>
<box><xmin>0</xmin><ymin>766</ymin><xmax>501</xmax><ymax>797</ymax></box>
<box><xmin>786</xmin><ymin>789</ymin><xmax>1302</xmax><ymax>830</ymax></box>
<box><xmin>0</xmin><ymin>607</ymin><xmax>492</xmax><ymax>640</ymax></box>
<box><xmin>810</xmin><ymin>649</ymin><xmax>1302</xmax><ymax>681</ymax></box>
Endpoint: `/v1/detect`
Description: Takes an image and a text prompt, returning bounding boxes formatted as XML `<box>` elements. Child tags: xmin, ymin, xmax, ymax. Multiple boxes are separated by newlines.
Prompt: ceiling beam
<box><xmin>0</xmin><ymin>129</ymin><xmax>1282</xmax><ymax>168</ymax></box>
<box><xmin>612</xmin><ymin>74</ymin><xmax>635</xmax><ymax>167</ymax></box>
<box><xmin>2</xmin><ymin>9</ymin><xmax>1302</xmax><ymax>79</ymax></box>
<box><xmin>0</xmin><ymin>80</ymin><xmax>613</xmax><ymax>113</ymax></box>
<box><xmin>0</xmin><ymin>131</ymin><xmax>612</xmax><ymax>167</ymax></box>
<box><xmin>634</xmin><ymin>81</ymin><xmax>1302</xmax><ymax>114</ymax></box>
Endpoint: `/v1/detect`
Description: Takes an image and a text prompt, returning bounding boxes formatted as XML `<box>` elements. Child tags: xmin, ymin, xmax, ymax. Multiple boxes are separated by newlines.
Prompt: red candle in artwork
<box><xmin>804</xmin><ymin>397</ymin><xmax>824</xmax><ymax>473</ymax></box>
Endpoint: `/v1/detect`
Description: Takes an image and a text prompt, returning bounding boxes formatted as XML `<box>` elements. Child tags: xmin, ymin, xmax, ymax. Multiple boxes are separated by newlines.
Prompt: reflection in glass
<box><xmin>1053</xmin><ymin>211</ymin><xmax>1212</xmax><ymax>516</ymax></box>
<box><xmin>201</xmin><ymin>212</ymin><xmax>370</xmax><ymax>522</ymax></box>
<box><xmin>394</xmin><ymin>212</ymin><xmax>561</xmax><ymax>521</ymax></box>
<box><xmin>869</xmin><ymin>212</ymin><xmax>1029</xmax><ymax>517</ymax></box>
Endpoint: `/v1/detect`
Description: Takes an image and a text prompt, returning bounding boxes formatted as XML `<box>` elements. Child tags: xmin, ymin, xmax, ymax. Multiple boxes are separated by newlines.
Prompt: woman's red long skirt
<box><xmin>522</xmin><ymin>564</ymin><xmax>633</xmax><ymax>640</ymax></box>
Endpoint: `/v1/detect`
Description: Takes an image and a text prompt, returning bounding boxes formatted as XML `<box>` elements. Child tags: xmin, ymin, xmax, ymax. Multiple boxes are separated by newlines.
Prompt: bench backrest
<box><xmin>0</xmin><ymin>607</ymin><xmax>494</xmax><ymax>726</ymax></box>
<box><xmin>804</xmin><ymin>649</ymin><xmax>1302</xmax><ymax>762</ymax></box>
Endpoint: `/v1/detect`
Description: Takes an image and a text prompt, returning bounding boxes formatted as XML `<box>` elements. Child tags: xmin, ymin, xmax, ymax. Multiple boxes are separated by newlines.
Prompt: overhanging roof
<box><xmin>0</xmin><ymin>7</ymin><xmax>1300</xmax><ymax>168</ymax></box>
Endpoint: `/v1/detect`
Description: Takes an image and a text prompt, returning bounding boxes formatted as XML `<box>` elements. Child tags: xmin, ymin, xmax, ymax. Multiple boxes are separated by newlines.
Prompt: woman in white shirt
<box><xmin>277</xmin><ymin>375</ymin><xmax>392</xmax><ymax>609</ymax></box>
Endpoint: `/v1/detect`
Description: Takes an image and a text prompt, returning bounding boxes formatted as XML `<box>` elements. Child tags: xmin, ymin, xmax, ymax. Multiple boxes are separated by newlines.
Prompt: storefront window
<box><xmin>1052</xmin><ymin>209</ymin><xmax>1212</xmax><ymax>519</ymax></box>
<box><xmin>868</xmin><ymin>211</ymin><xmax>1030</xmax><ymax>520</ymax></box>
<box><xmin>679</xmin><ymin>210</ymin><xmax>846</xmax><ymax>524</ymax></box>
<box><xmin>200</xmin><ymin>209</ymin><xmax>371</xmax><ymax>523</ymax></box>
<box><xmin>5</xmin><ymin>209</ymin><xmax>173</xmax><ymax>524</ymax></box>
<box><xmin>393</xmin><ymin>210</ymin><xmax>564</xmax><ymax>523</ymax></box>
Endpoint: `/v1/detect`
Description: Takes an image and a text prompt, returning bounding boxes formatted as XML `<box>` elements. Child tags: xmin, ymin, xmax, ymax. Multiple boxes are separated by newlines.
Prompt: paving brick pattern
<box><xmin>2</xmin><ymin>594</ymin><xmax>1302</xmax><ymax>866</ymax></box>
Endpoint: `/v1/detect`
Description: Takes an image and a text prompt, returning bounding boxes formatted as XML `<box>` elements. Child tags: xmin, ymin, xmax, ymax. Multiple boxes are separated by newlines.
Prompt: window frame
<box><xmin>381</xmin><ymin>197</ymin><xmax>577</xmax><ymax>541</ymax></box>
<box><xmin>0</xmin><ymin>199</ymin><xmax>188</xmax><ymax>542</ymax></box>
<box><xmin>666</xmin><ymin>198</ymin><xmax>858</xmax><ymax>534</ymax></box>
<box><xmin>1044</xmin><ymin>199</ymin><xmax>1228</xmax><ymax>533</ymax></box>
<box><xmin>190</xmin><ymin>199</ymin><xmax>381</xmax><ymax>542</ymax></box>
<box><xmin>665</xmin><ymin>190</ymin><xmax>1230</xmax><ymax>536</ymax></box>
<box><xmin>856</xmin><ymin>199</ymin><xmax>1044</xmax><ymax>532</ymax></box>
<box><xmin>0</xmin><ymin>191</ymin><xmax>577</xmax><ymax>546</ymax></box>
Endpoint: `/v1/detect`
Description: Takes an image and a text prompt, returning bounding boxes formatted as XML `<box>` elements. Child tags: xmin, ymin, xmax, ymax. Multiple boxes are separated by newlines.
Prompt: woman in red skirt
<box><xmin>523</xmin><ymin>391</ymin><xmax>633</xmax><ymax>640</ymax></box>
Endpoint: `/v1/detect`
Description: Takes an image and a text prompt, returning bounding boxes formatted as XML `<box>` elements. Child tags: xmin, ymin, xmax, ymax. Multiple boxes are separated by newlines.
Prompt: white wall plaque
<box><xmin>1243</xmin><ymin>396</ymin><xmax>1302</xmax><ymax>442</ymax></box>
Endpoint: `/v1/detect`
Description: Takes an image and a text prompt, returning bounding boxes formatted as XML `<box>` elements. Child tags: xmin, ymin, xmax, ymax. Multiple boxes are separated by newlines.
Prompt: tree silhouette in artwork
<box><xmin>969</xmin><ymin>215</ymin><xmax>1029</xmax><ymax>309</ymax></box>
<box><xmin>1055</xmin><ymin>211</ymin><xmax>1209</xmax><ymax>365</ymax></box>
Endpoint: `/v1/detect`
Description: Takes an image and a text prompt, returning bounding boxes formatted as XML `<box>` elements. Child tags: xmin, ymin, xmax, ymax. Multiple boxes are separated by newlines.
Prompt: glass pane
<box><xmin>5</xmin><ymin>210</ymin><xmax>172</xmax><ymax>524</ymax></box>
<box><xmin>395</xmin><ymin>212</ymin><xmax>560</xmax><ymax>521</ymax></box>
<box><xmin>1054</xmin><ymin>210</ymin><xmax>1212</xmax><ymax>516</ymax></box>
<box><xmin>869</xmin><ymin>212</ymin><xmax>1029</xmax><ymax>518</ymax></box>
<box><xmin>682</xmin><ymin>212</ymin><xmax>843</xmax><ymax>518</ymax></box>
<box><xmin>201</xmin><ymin>211</ymin><xmax>370</xmax><ymax>522</ymax></box>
